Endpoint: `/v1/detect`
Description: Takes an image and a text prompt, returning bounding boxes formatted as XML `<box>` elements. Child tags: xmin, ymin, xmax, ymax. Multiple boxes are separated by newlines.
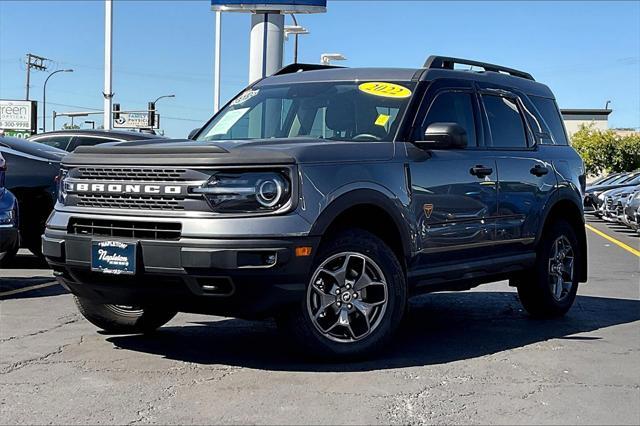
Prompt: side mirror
<box><xmin>416</xmin><ymin>122</ymin><xmax>468</xmax><ymax>149</ymax></box>
<box><xmin>187</xmin><ymin>128</ymin><xmax>201</xmax><ymax>140</ymax></box>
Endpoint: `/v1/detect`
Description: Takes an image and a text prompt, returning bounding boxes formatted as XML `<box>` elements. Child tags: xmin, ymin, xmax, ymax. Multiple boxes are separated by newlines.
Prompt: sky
<box><xmin>0</xmin><ymin>0</ymin><xmax>639</xmax><ymax>138</ymax></box>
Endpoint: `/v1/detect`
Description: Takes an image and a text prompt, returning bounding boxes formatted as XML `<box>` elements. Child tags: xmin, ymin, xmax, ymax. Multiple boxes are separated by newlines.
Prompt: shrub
<box><xmin>570</xmin><ymin>124</ymin><xmax>640</xmax><ymax>176</ymax></box>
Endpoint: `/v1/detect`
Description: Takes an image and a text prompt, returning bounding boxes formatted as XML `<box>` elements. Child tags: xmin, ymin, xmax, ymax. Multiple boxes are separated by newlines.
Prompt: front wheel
<box><xmin>279</xmin><ymin>229</ymin><xmax>407</xmax><ymax>359</ymax></box>
<box><xmin>517</xmin><ymin>220</ymin><xmax>580</xmax><ymax>318</ymax></box>
<box><xmin>74</xmin><ymin>297</ymin><xmax>177</xmax><ymax>334</ymax></box>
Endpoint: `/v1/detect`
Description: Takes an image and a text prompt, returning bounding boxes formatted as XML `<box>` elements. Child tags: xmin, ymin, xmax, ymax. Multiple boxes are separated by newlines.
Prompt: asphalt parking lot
<box><xmin>1</xmin><ymin>217</ymin><xmax>638</xmax><ymax>425</ymax></box>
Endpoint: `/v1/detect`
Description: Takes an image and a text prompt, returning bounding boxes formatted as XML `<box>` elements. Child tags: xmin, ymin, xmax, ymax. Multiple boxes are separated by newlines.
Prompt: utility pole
<box><xmin>24</xmin><ymin>53</ymin><xmax>48</xmax><ymax>100</ymax></box>
<box><xmin>103</xmin><ymin>0</ymin><xmax>114</xmax><ymax>130</ymax></box>
<box><xmin>213</xmin><ymin>11</ymin><xmax>222</xmax><ymax>113</ymax></box>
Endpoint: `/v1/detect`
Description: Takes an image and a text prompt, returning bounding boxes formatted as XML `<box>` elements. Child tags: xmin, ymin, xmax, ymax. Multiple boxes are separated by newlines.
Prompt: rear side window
<box><xmin>72</xmin><ymin>137</ymin><xmax>113</xmax><ymax>148</ymax></box>
<box><xmin>423</xmin><ymin>92</ymin><xmax>477</xmax><ymax>147</ymax></box>
<box><xmin>35</xmin><ymin>136</ymin><xmax>71</xmax><ymax>150</ymax></box>
<box><xmin>531</xmin><ymin>96</ymin><xmax>568</xmax><ymax>145</ymax></box>
<box><xmin>482</xmin><ymin>95</ymin><xmax>528</xmax><ymax>148</ymax></box>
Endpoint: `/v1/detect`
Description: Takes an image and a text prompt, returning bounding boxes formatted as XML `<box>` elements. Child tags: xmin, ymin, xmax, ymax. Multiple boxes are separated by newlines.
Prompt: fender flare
<box><xmin>309</xmin><ymin>188</ymin><xmax>413</xmax><ymax>262</ymax></box>
<box><xmin>536</xmin><ymin>188</ymin><xmax>588</xmax><ymax>282</ymax></box>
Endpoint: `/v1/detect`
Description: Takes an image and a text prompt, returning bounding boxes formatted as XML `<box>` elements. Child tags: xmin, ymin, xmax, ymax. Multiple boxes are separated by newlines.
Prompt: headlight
<box><xmin>57</xmin><ymin>169</ymin><xmax>69</xmax><ymax>204</ymax></box>
<box><xmin>192</xmin><ymin>170</ymin><xmax>291</xmax><ymax>214</ymax></box>
<box><xmin>0</xmin><ymin>209</ymin><xmax>15</xmax><ymax>226</ymax></box>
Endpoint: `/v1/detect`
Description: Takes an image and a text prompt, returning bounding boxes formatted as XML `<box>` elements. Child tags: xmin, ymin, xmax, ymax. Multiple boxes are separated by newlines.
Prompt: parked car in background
<box><xmin>622</xmin><ymin>187</ymin><xmax>640</xmax><ymax>230</ymax></box>
<box><xmin>0</xmin><ymin>153</ymin><xmax>19</xmax><ymax>265</ymax></box>
<box><xmin>599</xmin><ymin>185</ymin><xmax>638</xmax><ymax>222</ymax></box>
<box><xmin>587</xmin><ymin>171</ymin><xmax>640</xmax><ymax>216</ymax></box>
<box><xmin>0</xmin><ymin>136</ymin><xmax>65</xmax><ymax>257</ymax></box>
<box><xmin>29</xmin><ymin>129</ymin><xmax>164</xmax><ymax>152</ymax></box>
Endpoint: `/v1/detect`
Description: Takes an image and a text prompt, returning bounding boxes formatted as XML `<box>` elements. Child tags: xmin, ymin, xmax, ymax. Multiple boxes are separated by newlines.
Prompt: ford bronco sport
<box><xmin>44</xmin><ymin>56</ymin><xmax>587</xmax><ymax>358</ymax></box>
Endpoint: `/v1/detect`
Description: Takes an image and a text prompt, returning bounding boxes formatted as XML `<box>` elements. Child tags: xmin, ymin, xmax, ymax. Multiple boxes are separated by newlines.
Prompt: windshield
<box><xmin>196</xmin><ymin>81</ymin><xmax>416</xmax><ymax>143</ymax></box>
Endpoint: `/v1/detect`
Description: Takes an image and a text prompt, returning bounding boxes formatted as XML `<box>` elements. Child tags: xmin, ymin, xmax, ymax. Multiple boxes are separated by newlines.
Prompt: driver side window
<box><xmin>423</xmin><ymin>92</ymin><xmax>478</xmax><ymax>147</ymax></box>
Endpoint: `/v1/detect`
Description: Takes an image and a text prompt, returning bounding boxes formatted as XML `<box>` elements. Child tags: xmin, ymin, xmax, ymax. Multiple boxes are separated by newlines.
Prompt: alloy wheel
<box><xmin>548</xmin><ymin>235</ymin><xmax>575</xmax><ymax>301</ymax></box>
<box><xmin>307</xmin><ymin>252</ymin><xmax>388</xmax><ymax>343</ymax></box>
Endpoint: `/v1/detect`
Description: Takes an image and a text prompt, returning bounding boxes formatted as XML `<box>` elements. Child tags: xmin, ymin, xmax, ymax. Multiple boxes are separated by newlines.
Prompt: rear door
<box><xmin>409</xmin><ymin>79</ymin><xmax>499</xmax><ymax>260</ymax></box>
<box><xmin>478</xmin><ymin>87</ymin><xmax>557</xmax><ymax>245</ymax></box>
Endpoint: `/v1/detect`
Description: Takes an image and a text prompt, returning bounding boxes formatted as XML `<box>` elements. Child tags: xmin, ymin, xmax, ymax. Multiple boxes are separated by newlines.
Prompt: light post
<box><xmin>42</xmin><ymin>69</ymin><xmax>73</xmax><ymax>132</ymax></box>
<box><xmin>320</xmin><ymin>53</ymin><xmax>346</xmax><ymax>65</ymax></box>
<box><xmin>285</xmin><ymin>15</ymin><xmax>309</xmax><ymax>64</ymax></box>
<box><xmin>84</xmin><ymin>120</ymin><xmax>96</xmax><ymax>129</ymax></box>
<box><xmin>149</xmin><ymin>94</ymin><xmax>175</xmax><ymax>129</ymax></box>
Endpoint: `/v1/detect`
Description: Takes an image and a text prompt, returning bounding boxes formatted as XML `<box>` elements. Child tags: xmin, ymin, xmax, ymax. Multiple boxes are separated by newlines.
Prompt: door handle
<box><xmin>530</xmin><ymin>165</ymin><xmax>549</xmax><ymax>177</ymax></box>
<box><xmin>470</xmin><ymin>165</ymin><xmax>493</xmax><ymax>178</ymax></box>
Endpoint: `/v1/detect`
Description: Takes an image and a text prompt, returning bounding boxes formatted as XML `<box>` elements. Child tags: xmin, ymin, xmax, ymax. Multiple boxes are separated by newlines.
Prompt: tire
<box><xmin>517</xmin><ymin>220</ymin><xmax>580</xmax><ymax>318</ymax></box>
<box><xmin>0</xmin><ymin>244</ymin><xmax>19</xmax><ymax>267</ymax></box>
<box><xmin>74</xmin><ymin>296</ymin><xmax>177</xmax><ymax>334</ymax></box>
<box><xmin>279</xmin><ymin>229</ymin><xmax>407</xmax><ymax>360</ymax></box>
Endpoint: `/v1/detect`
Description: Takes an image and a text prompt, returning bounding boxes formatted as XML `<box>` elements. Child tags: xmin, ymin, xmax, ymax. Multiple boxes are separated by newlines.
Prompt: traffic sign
<box><xmin>113</xmin><ymin>112</ymin><xmax>160</xmax><ymax>129</ymax></box>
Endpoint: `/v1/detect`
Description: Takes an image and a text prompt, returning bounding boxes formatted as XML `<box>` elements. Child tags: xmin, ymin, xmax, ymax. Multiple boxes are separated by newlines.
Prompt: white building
<box><xmin>561</xmin><ymin>108</ymin><xmax>611</xmax><ymax>137</ymax></box>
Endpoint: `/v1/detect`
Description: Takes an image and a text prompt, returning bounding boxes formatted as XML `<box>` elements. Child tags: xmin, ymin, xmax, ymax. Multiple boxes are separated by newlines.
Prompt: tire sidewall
<box><xmin>529</xmin><ymin>220</ymin><xmax>580</xmax><ymax>314</ymax></box>
<box><xmin>295</xmin><ymin>229</ymin><xmax>406</xmax><ymax>358</ymax></box>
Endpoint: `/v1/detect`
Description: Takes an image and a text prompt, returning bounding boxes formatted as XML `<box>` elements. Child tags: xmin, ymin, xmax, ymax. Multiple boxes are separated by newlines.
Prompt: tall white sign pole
<box><xmin>249</xmin><ymin>12</ymin><xmax>284</xmax><ymax>84</ymax></box>
<box><xmin>103</xmin><ymin>0</ymin><xmax>113</xmax><ymax>130</ymax></box>
<box><xmin>213</xmin><ymin>11</ymin><xmax>222</xmax><ymax>113</ymax></box>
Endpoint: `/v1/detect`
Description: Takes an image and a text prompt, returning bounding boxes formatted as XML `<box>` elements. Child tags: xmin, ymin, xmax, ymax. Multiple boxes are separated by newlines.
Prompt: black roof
<box><xmin>28</xmin><ymin>129</ymin><xmax>164</xmax><ymax>141</ymax></box>
<box><xmin>0</xmin><ymin>135</ymin><xmax>66</xmax><ymax>162</ymax></box>
<box><xmin>259</xmin><ymin>56</ymin><xmax>554</xmax><ymax>98</ymax></box>
<box><xmin>560</xmin><ymin>109</ymin><xmax>612</xmax><ymax>116</ymax></box>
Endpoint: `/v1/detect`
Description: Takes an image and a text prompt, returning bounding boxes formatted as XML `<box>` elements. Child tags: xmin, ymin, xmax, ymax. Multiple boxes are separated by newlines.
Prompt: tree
<box><xmin>62</xmin><ymin>123</ymin><xmax>80</xmax><ymax>130</ymax></box>
<box><xmin>571</xmin><ymin>124</ymin><xmax>640</xmax><ymax>176</ymax></box>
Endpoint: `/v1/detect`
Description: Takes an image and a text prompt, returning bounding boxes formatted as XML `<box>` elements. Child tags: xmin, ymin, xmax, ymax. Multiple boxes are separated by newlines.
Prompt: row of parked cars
<box><xmin>0</xmin><ymin>130</ymin><xmax>163</xmax><ymax>265</ymax></box>
<box><xmin>584</xmin><ymin>170</ymin><xmax>640</xmax><ymax>233</ymax></box>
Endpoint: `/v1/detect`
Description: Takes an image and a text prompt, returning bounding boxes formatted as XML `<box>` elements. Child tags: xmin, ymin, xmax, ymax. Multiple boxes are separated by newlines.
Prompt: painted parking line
<box><xmin>586</xmin><ymin>224</ymin><xmax>640</xmax><ymax>258</ymax></box>
<box><xmin>0</xmin><ymin>282</ymin><xmax>58</xmax><ymax>298</ymax></box>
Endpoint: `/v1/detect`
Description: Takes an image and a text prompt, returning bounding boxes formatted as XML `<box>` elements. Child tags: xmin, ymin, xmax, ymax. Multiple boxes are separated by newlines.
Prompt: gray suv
<box><xmin>44</xmin><ymin>56</ymin><xmax>587</xmax><ymax>358</ymax></box>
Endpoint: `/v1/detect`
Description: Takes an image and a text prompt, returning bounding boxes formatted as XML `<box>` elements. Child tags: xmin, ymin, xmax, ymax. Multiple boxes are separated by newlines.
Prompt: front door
<box><xmin>408</xmin><ymin>81</ymin><xmax>499</xmax><ymax>263</ymax></box>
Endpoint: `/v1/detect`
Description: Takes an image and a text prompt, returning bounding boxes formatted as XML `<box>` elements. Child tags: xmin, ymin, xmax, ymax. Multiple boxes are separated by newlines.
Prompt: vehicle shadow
<box><xmin>106</xmin><ymin>292</ymin><xmax>640</xmax><ymax>372</ymax></box>
<box><xmin>0</xmin><ymin>253</ymin><xmax>48</xmax><ymax>270</ymax></box>
<box><xmin>0</xmin><ymin>277</ymin><xmax>67</xmax><ymax>300</ymax></box>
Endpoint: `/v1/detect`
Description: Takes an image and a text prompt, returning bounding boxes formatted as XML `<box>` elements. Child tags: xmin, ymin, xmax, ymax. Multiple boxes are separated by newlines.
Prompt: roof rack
<box><xmin>273</xmin><ymin>63</ymin><xmax>344</xmax><ymax>76</ymax></box>
<box><xmin>424</xmin><ymin>55</ymin><xmax>534</xmax><ymax>81</ymax></box>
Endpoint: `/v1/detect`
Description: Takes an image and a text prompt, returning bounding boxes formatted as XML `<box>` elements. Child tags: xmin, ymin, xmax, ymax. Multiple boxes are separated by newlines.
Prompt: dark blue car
<box><xmin>0</xmin><ymin>153</ymin><xmax>19</xmax><ymax>265</ymax></box>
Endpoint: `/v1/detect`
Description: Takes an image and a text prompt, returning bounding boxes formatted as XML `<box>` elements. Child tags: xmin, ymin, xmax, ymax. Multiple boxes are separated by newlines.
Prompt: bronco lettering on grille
<box><xmin>67</xmin><ymin>182</ymin><xmax>184</xmax><ymax>195</ymax></box>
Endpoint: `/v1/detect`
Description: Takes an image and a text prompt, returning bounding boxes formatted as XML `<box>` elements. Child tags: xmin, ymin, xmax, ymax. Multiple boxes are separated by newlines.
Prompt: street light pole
<box><xmin>214</xmin><ymin>10</ymin><xmax>222</xmax><ymax>113</ymax></box>
<box><xmin>42</xmin><ymin>69</ymin><xmax>73</xmax><ymax>132</ymax></box>
<box><xmin>149</xmin><ymin>94</ymin><xmax>175</xmax><ymax>129</ymax></box>
<box><xmin>103</xmin><ymin>0</ymin><xmax>114</xmax><ymax>130</ymax></box>
<box><xmin>290</xmin><ymin>14</ymin><xmax>299</xmax><ymax>64</ymax></box>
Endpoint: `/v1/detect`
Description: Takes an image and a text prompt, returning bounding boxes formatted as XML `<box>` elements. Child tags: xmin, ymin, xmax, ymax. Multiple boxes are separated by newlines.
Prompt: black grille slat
<box><xmin>76</xmin><ymin>167</ymin><xmax>188</xmax><ymax>182</ymax></box>
<box><xmin>69</xmin><ymin>218</ymin><xmax>181</xmax><ymax>240</ymax></box>
<box><xmin>75</xmin><ymin>194</ymin><xmax>185</xmax><ymax>210</ymax></box>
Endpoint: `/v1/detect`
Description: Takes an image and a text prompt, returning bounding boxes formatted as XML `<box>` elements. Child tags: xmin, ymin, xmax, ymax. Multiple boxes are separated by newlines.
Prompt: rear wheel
<box><xmin>74</xmin><ymin>296</ymin><xmax>177</xmax><ymax>334</ymax></box>
<box><xmin>279</xmin><ymin>229</ymin><xmax>406</xmax><ymax>359</ymax></box>
<box><xmin>517</xmin><ymin>220</ymin><xmax>579</xmax><ymax>318</ymax></box>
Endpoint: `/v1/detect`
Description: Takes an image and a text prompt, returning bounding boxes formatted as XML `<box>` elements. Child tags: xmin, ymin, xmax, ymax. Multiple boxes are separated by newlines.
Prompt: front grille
<box><xmin>75</xmin><ymin>194</ymin><xmax>185</xmax><ymax>210</ymax></box>
<box><xmin>76</xmin><ymin>167</ymin><xmax>189</xmax><ymax>182</ymax></box>
<box><xmin>69</xmin><ymin>218</ymin><xmax>181</xmax><ymax>240</ymax></box>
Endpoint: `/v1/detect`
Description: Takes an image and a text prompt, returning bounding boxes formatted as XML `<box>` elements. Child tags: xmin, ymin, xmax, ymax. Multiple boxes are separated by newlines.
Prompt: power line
<box><xmin>46</xmin><ymin>102</ymin><xmax>205</xmax><ymax>123</ymax></box>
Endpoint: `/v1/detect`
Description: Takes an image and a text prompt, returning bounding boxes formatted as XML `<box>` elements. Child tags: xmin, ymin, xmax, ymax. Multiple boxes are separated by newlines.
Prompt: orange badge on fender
<box><xmin>423</xmin><ymin>204</ymin><xmax>434</xmax><ymax>219</ymax></box>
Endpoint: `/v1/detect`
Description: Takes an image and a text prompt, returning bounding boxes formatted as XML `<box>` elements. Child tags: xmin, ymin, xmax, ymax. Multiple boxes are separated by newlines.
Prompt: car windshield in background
<box><xmin>197</xmin><ymin>81</ymin><xmax>416</xmax><ymax>143</ymax></box>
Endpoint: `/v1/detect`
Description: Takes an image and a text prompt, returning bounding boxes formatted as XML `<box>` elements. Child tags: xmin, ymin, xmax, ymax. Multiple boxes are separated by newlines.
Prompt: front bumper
<box><xmin>43</xmin><ymin>228</ymin><xmax>320</xmax><ymax>318</ymax></box>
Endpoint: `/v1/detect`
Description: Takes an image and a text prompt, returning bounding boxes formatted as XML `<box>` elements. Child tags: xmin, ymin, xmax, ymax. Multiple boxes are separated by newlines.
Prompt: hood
<box><xmin>62</xmin><ymin>138</ymin><xmax>394</xmax><ymax>167</ymax></box>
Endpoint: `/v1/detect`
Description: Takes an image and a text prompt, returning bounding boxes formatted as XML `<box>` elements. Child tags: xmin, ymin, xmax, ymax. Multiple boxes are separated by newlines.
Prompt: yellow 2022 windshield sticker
<box><xmin>359</xmin><ymin>82</ymin><xmax>412</xmax><ymax>99</ymax></box>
